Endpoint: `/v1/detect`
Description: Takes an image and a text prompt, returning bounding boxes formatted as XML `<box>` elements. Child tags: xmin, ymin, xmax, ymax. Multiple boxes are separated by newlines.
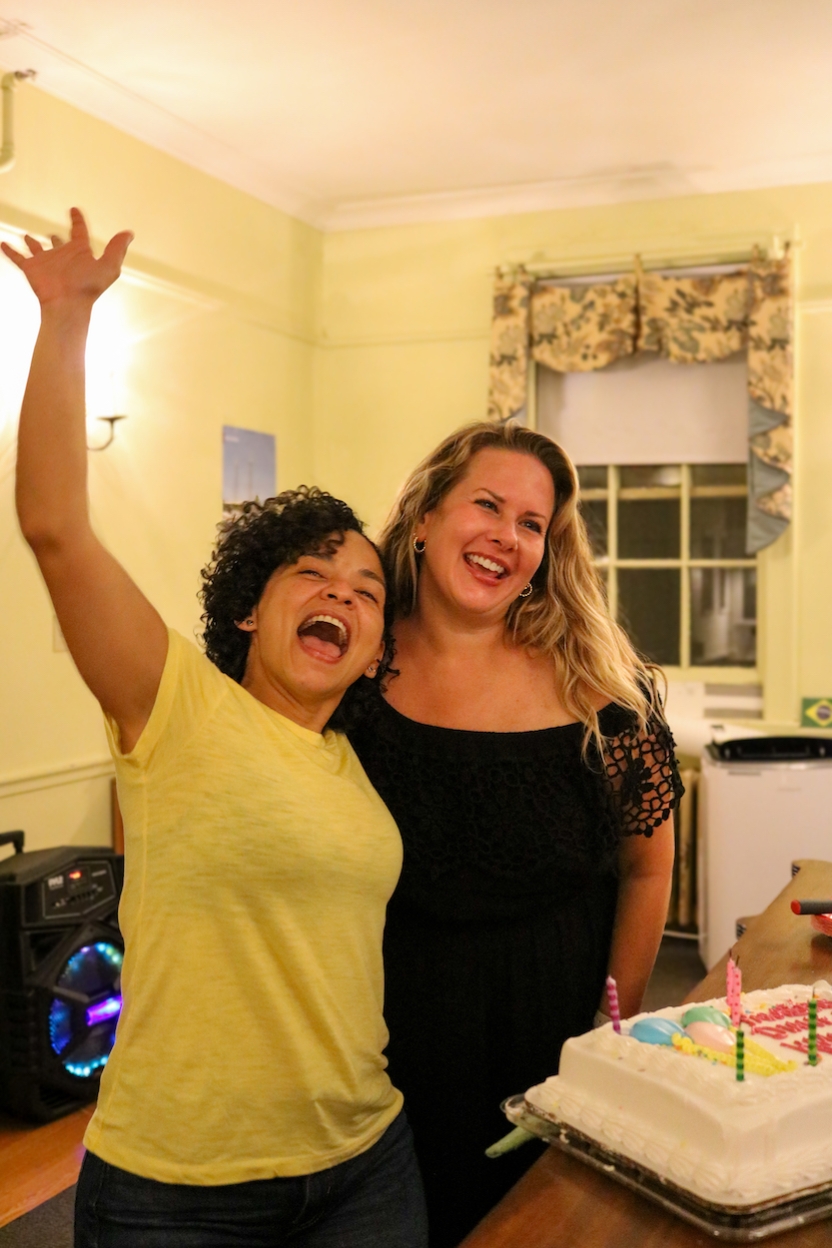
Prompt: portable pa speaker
<box><xmin>0</xmin><ymin>830</ymin><xmax>124</xmax><ymax>1122</ymax></box>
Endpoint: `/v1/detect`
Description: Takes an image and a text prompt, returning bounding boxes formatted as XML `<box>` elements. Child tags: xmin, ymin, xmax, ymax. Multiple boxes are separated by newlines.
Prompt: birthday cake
<box><xmin>524</xmin><ymin>982</ymin><xmax>832</xmax><ymax>1208</ymax></box>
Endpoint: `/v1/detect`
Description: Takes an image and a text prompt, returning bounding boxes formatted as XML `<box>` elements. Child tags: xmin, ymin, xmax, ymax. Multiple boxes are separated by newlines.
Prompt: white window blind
<box><xmin>536</xmin><ymin>351</ymin><xmax>748</xmax><ymax>466</ymax></box>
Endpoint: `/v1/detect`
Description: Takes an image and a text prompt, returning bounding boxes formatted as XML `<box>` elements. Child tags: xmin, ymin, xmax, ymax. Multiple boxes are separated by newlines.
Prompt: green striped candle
<box><xmin>736</xmin><ymin>1028</ymin><xmax>745</xmax><ymax>1081</ymax></box>
<box><xmin>809</xmin><ymin>997</ymin><xmax>818</xmax><ymax>1066</ymax></box>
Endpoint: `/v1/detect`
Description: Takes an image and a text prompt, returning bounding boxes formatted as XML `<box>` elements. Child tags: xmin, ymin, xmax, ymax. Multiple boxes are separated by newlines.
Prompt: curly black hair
<box><xmin>199</xmin><ymin>487</ymin><xmax>394</xmax><ymax>732</ymax></box>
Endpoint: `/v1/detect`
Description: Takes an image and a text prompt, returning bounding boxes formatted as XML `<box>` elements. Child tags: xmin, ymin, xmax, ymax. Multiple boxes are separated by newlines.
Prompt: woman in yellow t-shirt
<box><xmin>4</xmin><ymin>210</ymin><xmax>427</xmax><ymax>1248</ymax></box>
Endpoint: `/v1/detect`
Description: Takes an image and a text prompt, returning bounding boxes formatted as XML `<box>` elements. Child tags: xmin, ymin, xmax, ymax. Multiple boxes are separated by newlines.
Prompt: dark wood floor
<box><xmin>0</xmin><ymin>1106</ymin><xmax>92</xmax><ymax>1227</ymax></box>
<box><xmin>641</xmin><ymin>935</ymin><xmax>706</xmax><ymax>1012</ymax></box>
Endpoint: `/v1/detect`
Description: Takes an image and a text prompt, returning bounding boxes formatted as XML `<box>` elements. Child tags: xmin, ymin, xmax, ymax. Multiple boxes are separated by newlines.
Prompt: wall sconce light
<box><xmin>87</xmin><ymin>414</ymin><xmax>128</xmax><ymax>452</ymax></box>
<box><xmin>85</xmin><ymin>301</ymin><xmax>129</xmax><ymax>451</ymax></box>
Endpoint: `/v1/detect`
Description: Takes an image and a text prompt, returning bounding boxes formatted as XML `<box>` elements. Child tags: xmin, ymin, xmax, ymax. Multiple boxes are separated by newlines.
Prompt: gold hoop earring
<box><xmin>413</xmin><ymin>538</ymin><xmax>426</xmax><ymax>554</ymax></box>
<box><xmin>519</xmin><ymin>584</ymin><xmax>533</xmax><ymax>599</ymax></box>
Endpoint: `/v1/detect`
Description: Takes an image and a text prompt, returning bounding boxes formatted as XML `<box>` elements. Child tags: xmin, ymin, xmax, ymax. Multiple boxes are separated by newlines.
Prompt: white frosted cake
<box><xmin>525</xmin><ymin>983</ymin><xmax>832</xmax><ymax>1208</ymax></box>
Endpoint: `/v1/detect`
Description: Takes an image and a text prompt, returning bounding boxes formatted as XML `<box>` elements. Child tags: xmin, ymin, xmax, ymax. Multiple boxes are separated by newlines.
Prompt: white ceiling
<box><xmin>0</xmin><ymin>0</ymin><xmax>830</xmax><ymax>231</ymax></box>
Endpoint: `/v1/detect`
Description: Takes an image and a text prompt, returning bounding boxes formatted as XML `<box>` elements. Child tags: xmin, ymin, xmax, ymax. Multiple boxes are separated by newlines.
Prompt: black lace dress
<box><xmin>349</xmin><ymin>697</ymin><xmax>683</xmax><ymax>1248</ymax></box>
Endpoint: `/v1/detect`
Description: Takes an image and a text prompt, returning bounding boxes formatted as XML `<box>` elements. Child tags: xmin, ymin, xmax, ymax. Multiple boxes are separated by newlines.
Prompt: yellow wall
<box><xmin>317</xmin><ymin>187</ymin><xmax>832</xmax><ymax>725</ymax></box>
<box><xmin>3</xmin><ymin>79</ymin><xmax>832</xmax><ymax>854</ymax></box>
<box><xmin>0</xmin><ymin>83</ymin><xmax>322</xmax><ymax>851</ymax></box>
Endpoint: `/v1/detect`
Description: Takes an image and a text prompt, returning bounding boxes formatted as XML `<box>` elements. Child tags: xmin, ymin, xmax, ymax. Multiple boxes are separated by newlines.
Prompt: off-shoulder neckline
<box><xmin>378</xmin><ymin>695</ymin><xmax>618</xmax><ymax>739</ymax></box>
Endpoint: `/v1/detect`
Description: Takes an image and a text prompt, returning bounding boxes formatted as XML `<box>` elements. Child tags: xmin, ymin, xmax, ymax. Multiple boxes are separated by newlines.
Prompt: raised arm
<box><xmin>5</xmin><ymin>208</ymin><xmax>168</xmax><ymax>753</ymax></box>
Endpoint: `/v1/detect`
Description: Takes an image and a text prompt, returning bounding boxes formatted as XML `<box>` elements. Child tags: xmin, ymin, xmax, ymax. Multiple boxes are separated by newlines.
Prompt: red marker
<box><xmin>791</xmin><ymin>900</ymin><xmax>832</xmax><ymax>915</ymax></box>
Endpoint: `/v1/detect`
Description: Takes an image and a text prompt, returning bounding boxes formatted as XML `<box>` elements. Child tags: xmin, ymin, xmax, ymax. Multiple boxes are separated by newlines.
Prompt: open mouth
<box><xmin>464</xmin><ymin>553</ymin><xmax>509</xmax><ymax>579</ymax></box>
<box><xmin>297</xmin><ymin>613</ymin><xmax>350</xmax><ymax>662</ymax></box>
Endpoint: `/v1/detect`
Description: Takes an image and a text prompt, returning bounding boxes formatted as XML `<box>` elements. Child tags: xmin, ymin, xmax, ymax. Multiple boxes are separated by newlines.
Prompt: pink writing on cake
<box><xmin>780</xmin><ymin>1033</ymin><xmax>832</xmax><ymax>1056</ymax></box>
<box><xmin>746</xmin><ymin>1000</ymin><xmax>832</xmax><ymax>1030</ymax></box>
<box><xmin>752</xmin><ymin>1019</ymin><xmax>832</xmax><ymax>1039</ymax></box>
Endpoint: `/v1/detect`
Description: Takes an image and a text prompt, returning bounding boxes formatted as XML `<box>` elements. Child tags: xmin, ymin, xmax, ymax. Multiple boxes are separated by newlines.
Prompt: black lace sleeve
<box><xmin>597</xmin><ymin>707</ymin><xmax>685</xmax><ymax>838</ymax></box>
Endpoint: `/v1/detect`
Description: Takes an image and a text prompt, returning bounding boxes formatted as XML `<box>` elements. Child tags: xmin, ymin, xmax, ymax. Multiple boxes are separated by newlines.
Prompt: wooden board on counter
<box><xmin>695</xmin><ymin>858</ymin><xmax>832</xmax><ymax>1000</ymax></box>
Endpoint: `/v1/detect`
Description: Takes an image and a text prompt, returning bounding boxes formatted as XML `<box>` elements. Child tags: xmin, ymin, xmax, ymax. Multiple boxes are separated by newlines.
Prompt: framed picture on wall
<box><xmin>222</xmin><ymin>426</ymin><xmax>276</xmax><ymax>513</ymax></box>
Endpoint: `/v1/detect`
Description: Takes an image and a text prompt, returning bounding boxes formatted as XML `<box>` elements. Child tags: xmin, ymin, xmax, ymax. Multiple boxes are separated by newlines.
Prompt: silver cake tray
<box><xmin>503</xmin><ymin>1095</ymin><xmax>832</xmax><ymax>1241</ymax></box>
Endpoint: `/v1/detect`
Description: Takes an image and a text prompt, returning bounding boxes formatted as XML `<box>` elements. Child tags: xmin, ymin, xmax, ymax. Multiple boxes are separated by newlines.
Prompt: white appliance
<box><xmin>698</xmin><ymin>739</ymin><xmax>832</xmax><ymax>969</ymax></box>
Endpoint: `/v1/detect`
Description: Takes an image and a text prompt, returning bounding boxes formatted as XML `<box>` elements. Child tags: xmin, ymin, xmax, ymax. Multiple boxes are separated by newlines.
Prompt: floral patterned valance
<box><xmin>746</xmin><ymin>255</ymin><xmax>792</xmax><ymax>550</ymax></box>
<box><xmin>637</xmin><ymin>266</ymin><xmax>748</xmax><ymax>362</ymax></box>
<box><xmin>530</xmin><ymin>277</ymin><xmax>637</xmax><ymax>373</ymax></box>
<box><xmin>486</xmin><ymin>275</ymin><xmax>532</xmax><ymax>424</ymax></box>
<box><xmin>485</xmin><ymin>252</ymin><xmax>793</xmax><ymax>553</ymax></box>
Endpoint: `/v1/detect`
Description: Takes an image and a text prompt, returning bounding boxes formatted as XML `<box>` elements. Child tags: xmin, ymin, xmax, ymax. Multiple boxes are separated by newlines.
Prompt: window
<box><xmin>579</xmin><ymin>464</ymin><xmax>756</xmax><ymax>670</ymax></box>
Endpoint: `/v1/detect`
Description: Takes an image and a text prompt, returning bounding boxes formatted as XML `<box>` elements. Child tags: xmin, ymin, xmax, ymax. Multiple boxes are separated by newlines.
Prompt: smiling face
<box><xmin>238</xmin><ymin>529</ymin><xmax>386</xmax><ymax>729</ymax></box>
<box><xmin>416</xmin><ymin>447</ymin><xmax>555</xmax><ymax>624</ymax></box>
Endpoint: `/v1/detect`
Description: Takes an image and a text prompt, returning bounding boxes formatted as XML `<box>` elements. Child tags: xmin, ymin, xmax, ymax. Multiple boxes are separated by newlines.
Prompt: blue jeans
<box><xmin>74</xmin><ymin>1111</ymin><xmax>428</xmax><ymax>1248</ymax></box>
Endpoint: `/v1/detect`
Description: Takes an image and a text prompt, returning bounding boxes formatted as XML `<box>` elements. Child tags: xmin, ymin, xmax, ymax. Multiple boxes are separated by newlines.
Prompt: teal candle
<box><xmin>736</xmin><ymin>1027</ymin><xmax>745</xmax><ymax>1081</ymax></box>
<box><xmin>809</xmin><ymin>997</ymin><xmax>818</xmax><ymax>1066</ymax></box>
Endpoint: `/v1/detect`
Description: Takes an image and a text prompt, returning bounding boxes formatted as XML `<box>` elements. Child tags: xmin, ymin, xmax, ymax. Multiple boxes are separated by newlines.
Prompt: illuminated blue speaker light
<box><xmin>48</xmin><ymin>941</ymin><xmax>124</xmax><ymax>1080</ymax></box>
<box><xmin>86</xmin><ymin>995</ymin><xmax>122</xmax><ymax>1027</ymax></box>
<box><xmin>48</xmin><ymin>1000</ymin><xmax>73</xmax><ymax>1055</ymax></box>
<box><xmin>64</xmin><ymin>1054</ymin><xmax>112</xmax><ymax>1079</ymax></box>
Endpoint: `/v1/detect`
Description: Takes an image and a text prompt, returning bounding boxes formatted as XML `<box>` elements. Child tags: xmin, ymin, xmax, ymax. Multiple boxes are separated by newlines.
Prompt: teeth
<box><xmin>305</xmin><ymin>614</ymin><xmax>348</xmax><ymax>639</ymax></box>
<box><xmin>467</xmin><ymin>554</ymin><xmax>505</xmax><ymax>575</ymax></box>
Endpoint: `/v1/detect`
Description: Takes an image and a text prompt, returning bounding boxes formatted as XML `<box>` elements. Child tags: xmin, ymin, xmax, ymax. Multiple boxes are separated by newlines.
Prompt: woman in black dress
<box><xmin>349</xmin><ymin>421</ymin><xmax>682</xmax><ymax>1246</ymax></box>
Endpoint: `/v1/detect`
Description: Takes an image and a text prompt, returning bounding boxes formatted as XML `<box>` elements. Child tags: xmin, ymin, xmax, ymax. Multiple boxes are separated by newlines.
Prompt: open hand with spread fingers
<box><xmin>0</xmin><ymin>206</ymin><xmax>133</xmax><ymax>307</ymax></box>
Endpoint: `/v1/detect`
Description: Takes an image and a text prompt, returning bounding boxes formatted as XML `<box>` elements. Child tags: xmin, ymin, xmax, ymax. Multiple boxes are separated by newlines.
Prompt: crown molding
<box><xmin>315</xmin><ymin>163</ymin><xmax>832</xmax><ymax>234</ymax></box>
<box><xmin>314</xmin><ymin>165</ymin><xmax>699</xmax><ymax>232</ymax></box>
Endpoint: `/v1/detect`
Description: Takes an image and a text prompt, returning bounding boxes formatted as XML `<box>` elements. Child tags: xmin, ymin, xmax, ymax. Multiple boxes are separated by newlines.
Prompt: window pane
<box><xmin>690</xmin><ymin>497</ymin><xmax>748</xmax><ymax>558</ymax></box>
<box><xmin>618</xmin><ymin>569</ymin><xmax>680</xmax><ymax>665</ymax></box>
<box><xmin>691</xmin><ymin>464</ymin><xmax>747</xmax><ymax>487</ymax></box>
<box><xmin>619</xmin><ymin>499</ymin><xmax>680</xmax><ymax>558</ymax></box>
<box><xmin>577</xmin><ymin>466</ymin><xmax>607</xmax><ymax>489</ymax></box>
<box><xmin>690</xmin><ymin>568</ymin><xmax>756</xmax><ymax>666</ymax></box>
<box><xmin>620</xmin><ymin>465</ymin><xmax>681</xmax><ymax>488</ymax></box>
<box><xmin>580</xmin><ymin>499</ymin><xmax>607</xmax><ymax>556</ymax></box>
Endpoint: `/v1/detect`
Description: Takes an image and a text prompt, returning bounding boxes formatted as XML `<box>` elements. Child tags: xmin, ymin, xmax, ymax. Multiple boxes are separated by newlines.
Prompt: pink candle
<box><xmin>727</xmin><ymin>956</ymin><xmax>742</xmax><ymax>1027</ymax></box>
<box><xmin>606</xmin><ymin>975</ymin><xmax>622</xmax><ymax>1034</ymax></box>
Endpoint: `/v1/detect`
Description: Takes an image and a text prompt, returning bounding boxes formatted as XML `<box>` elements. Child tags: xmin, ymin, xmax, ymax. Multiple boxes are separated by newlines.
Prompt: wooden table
<box><xmin>461</xmin><ymin>859</ymin><xmax>832</xmax><ymax>1248</ymax></box>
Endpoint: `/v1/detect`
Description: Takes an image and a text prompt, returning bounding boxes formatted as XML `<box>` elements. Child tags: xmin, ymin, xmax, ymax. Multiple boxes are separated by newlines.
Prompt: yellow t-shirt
<box><xmin>84</xmin><ymin>629</ymin><xmax>403</xmax><ymax>1184</ymax></box>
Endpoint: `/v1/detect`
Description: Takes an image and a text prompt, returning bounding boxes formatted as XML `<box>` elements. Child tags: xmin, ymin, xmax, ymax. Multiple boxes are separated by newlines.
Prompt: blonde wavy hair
<box><xmin>378</xmin><ymin>420</ymin><xmax>662</xmax><ymax>749</ymax></box>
